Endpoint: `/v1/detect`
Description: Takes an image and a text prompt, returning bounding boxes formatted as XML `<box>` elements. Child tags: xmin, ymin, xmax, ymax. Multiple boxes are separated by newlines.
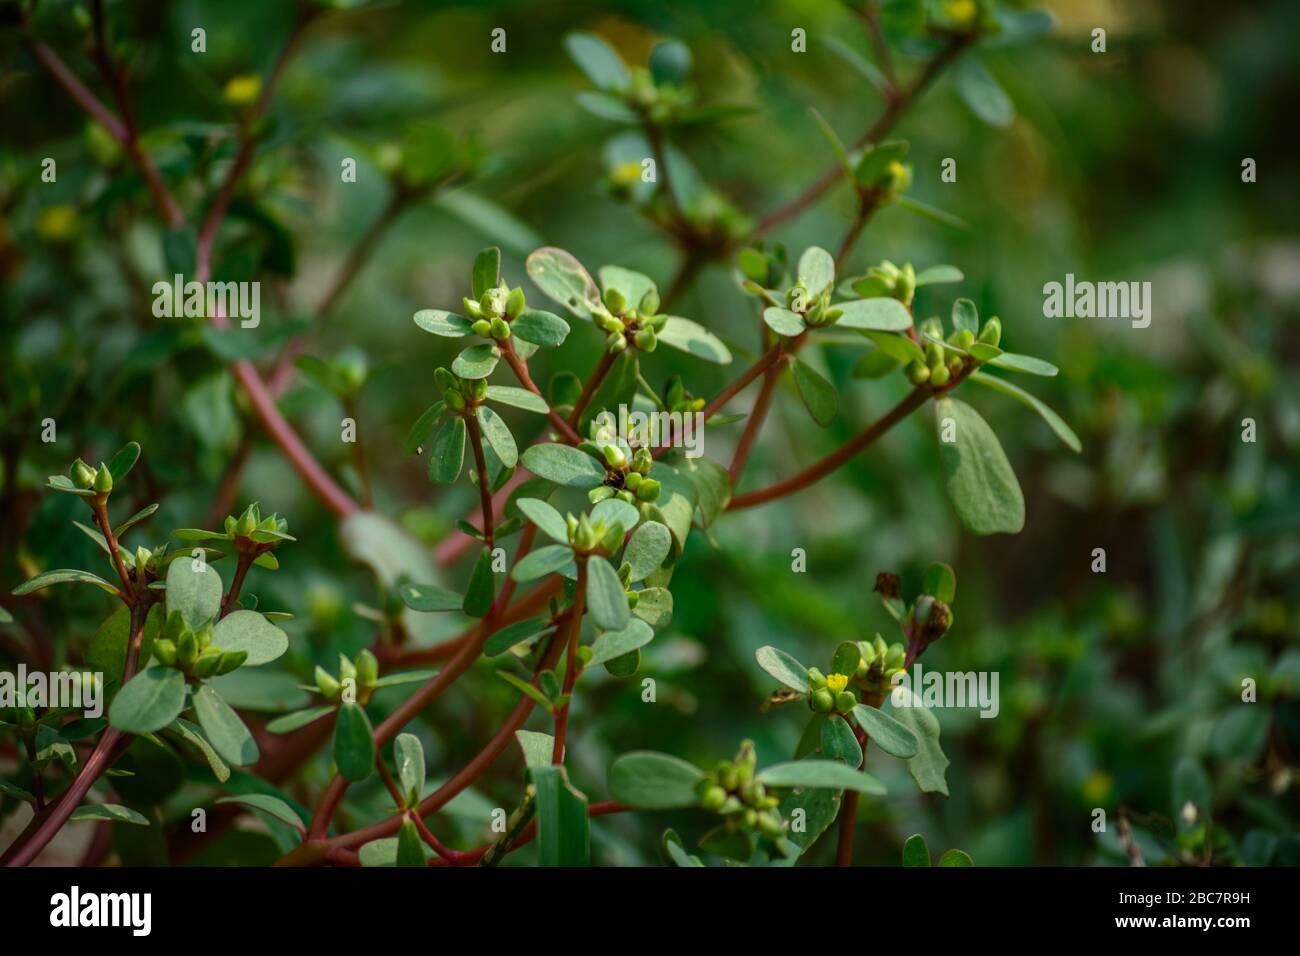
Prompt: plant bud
<box><xmin>635</xmin><ymin>479</ymin><xmax>660</xmax><ymax>502</ymax></box>
<box><xmin>565</xmin><ymin>513</ymin><xmax>579</xmax><ymax>540</ymax></box>
<box><xmin>93</xmin><ymin>463</ymin><xmax>113</xmax><ymax>493</ymax></box>
<box><xmin>618</xmin><ymin>490</ymin><xmax>636</xmax><ymax>504</ymax></box>
<box><xmin>490</xmin><ymin>317</ymin><xmax>511</xmax><ymax>340</ymax></box>
<box><xmin>978</xmin><ymin>316</ymin><xmax>1002</xmax><ymax>346</ymax></box>
<box><xmin>835</xmin><ymin>690</ymin><xmax>857</xmax><ymax>713</ymax></box>
<box><xmin>71</xmin><ymin>459</ymin><xmax>97</xmax><ymax>489</ymax></box>
<box><xmin>758</xmin><ymin>811</ymin><xmax>785</xmax><ymax>839</ymax></box>
<box><xmin>471</xmin><ymin>377</ymin><xmax>489</xmax><ymax>401</ymax></box>
<box><xmin>693</xmin><ymin>784</ymin><xmax>725</xmax><ymax>813</ymax></box>
<box><xmin>471</xmin><ymin>318</ymin><xmax>491</xmax><ymax>337</ymax></box>
<box><xmin>905</xmin><ymin>361</ymin><xmax>930</xmax><ymax>385</ymax></box>
<box><xmin>948</xmin><ymin>356</ymin><xmax>963</xmax><ymax>376</ymax></box>
<box><xmin>885</xmin><ymin>644</ymin><xmax>906</xmax><ymax>670</ymax></box>
<box><xmin>647</xmin><ymin>312</ymin><xmax>667</xmax><ymax>331</ymax></box>
<box><xmin>596</xmin><ymin>312</ymin><xmax>623</xmax><ymax>334</ymax></box>
<box><xmin>356</xmin><ymin>649</ymin><xmax>379</xmax><ymax>687</ymax></box>
<box><xmin>601</xmin><ymin>524</ymin><xmax>624</xmax><ymax>554</ymax></box>
<box><xmin>338</xmin><ymin>654</ymin><xmax>357</xmax><ymax>685</ymax></box>
<box><xmin>195</xmin><ymin>620</ymin><xmax>214</xmax><ymax>650</ymax></box>
<box><xmin>717</xmin><ymin>761</ymin><xmax>739</xmax><ymax>790</ymax></box>
<box><xmin>236</xmin><ymin>511</ymin><xmax>256</xmax><ymax>537</ymax></box>
<box><xmin>224</xmin><ymin>515</ymin><xmax>238</xmax><ymax>535</ymax></box>
<box><xmin>632</xmin><ymin>448</ymin><xmax>652</xmax><ymax>474</ymax></box>
<box><xmin>216</xmin><ymin>650</ymin><xmax>248</xmax><ymax>675</ymax></box>
<box><xmin>603</xmin><ymin>287</ymin><xmax>626</xmax><ymax>315</ymax></box>
<box><xmin>811</xmin><ymin>688</ymin><xmax>835</xmax><ymax>713</ymax></box>
<box><xmin>807</xmin><ymin>667</ymin><xmax>827</xmax><ymax>688</ymax></box>
<box><xmin>603</xmin><ymin>444</ymin><xmax>628</xmax><ymax>470</ymax></box>
<box><xmin>575</xmin><ymin>515</ymin><xmax>597</xmax><ymax>552</ymax></box>
<box><xmin>607</xmin><ymin>334</ymin><xmax>628</xmax><ymax>354</ymax></box>
<box><xmin>929</xmin><ymin>364</ymin><xmax>950</xmax><ymax>387</ymax></box>
<box><xmin>177</xmin><ymin>629</ymin><xmax>198</xmax><ymax>666</ymax></box>
<box><xmin>624</xmin><ymin>471</ymin><xmax>642</xmax><ymax>491</ymax></box>
<box><xmin>134</xmin><ymin>545</ymin><xmax>151</xmax><ymax>571</ymax></box>
<box><xmin>445</xmin><ymin>390</ymin><xmax>466</xmax><ymax>412</ymax></box>
<box><xmin>463</xmin><ymin>297</ymin><xmax>483</xmax><ymax>319</ymax></box>
<box><xmin>634</xmin><ymin>327</ymin><xmax>657</xmax><ymax>352</ymax></box>
<box><xmin>315</xmin><ymin>666</ymin><xmax>340</xmax><ymax>699</ymax></box>
<box><xmin>954</xmin><ymin>329</ymin><xmax>975</xmax><ymax>350</ymax></box>
<box><xmin>194</xmin><ymin>648</ymin><xmax>222</xmax><ymax>679</ymax></box>
<box><xmin>434</xmin><ymin>368</ymin><xmax>454</xmax><ymax>392</ymax></box>
<box><xmin>153</xmin><ymin>638</ymin><xmax>177</xmax><ymax>667</ymax></box>
<box><xmin>741</xmin><ymin>808</ymin><xmax>758</xmax><ymax>828</ymax></box>
<box><xmin>506</xmin><ymin>287</ymin><xmax>526</xmax><ymax>318</ymax></box>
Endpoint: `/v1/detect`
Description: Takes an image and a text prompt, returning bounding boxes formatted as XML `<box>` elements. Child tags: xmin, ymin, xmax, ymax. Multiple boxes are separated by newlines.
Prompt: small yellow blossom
<box><xmin>36</xmin><ymin>205</ymin><xmax>78</xmax><ymax>242</ymax></box>
<box><xmin>224</xmin><ymin>74</ymin><xmax>263</xmax><ymax>107</ymax></box>
<box><xmin>826</xmin><ymin>673</ymin><xmax>849</xmax><ymax>693</ymax></box>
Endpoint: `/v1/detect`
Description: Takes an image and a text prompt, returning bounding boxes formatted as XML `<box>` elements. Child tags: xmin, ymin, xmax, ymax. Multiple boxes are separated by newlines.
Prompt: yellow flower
<box><xmin>826</xmin><ymin>673</ymin><xmax>849</xmax><ymax>693</ymax></box>
<box><xmin>36</xmin><ymin>205</ymin><xmax>78</xmax><ymax>242</ymax></box>
<box><xmin>942</xmin><ymin>0</ymin><xmax>977</xmax><ymax>27</ymax></box>
<box><xmin>224</xmin><ymin>74</ymin><xmax>263</xmax><ymax>107</ymax></box>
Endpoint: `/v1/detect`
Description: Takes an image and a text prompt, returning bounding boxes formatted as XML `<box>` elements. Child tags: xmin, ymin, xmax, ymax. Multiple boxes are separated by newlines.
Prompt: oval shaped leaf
<box><xmin>833</xmin><ymin>297</ymin><xmax>913</xmax><ymax>331</ymax></box>
<box><xmin>334</xmin><ymin>701</ymin><xmax>376</xmax><ymax>782</ymax></box>
<box><xmin>586</xmin><ymin>556</ymin><xmax>630</xmax><ymax>631</ymax></box>
<box><xmin>935</xmin><ymin>397</ymin><xmax>1025</xmax><ymax>535</ymax></box>
<box><xmin>757</xmin><ymin>760</ymin><xmax>885</xmax><ymax>795</ymax></box>
<box><xmin>526</xmin><ymin>247</ymin><xmax>600</xmax><ymax>318</ymax></box>
<box><xmin>413</xmin><ymin>309</ymin><xmax>474</xmax><ymax>337</ymax></box>
<box><xmin>109</xmin><ymin>666</ymin><xmax>186</xmax><ymax>734</ymax></box>
<box><xmin>166</xmin><ymin>556</ymin><xmax>223</xmax><ymax>629</ymax></box>
<box><xmin>622</xmin><ymin>521</ymin><xmax>670</xmax><ymax>581</ymax></box>
<box><xmin>521</xmin><ymin>443</ymin><xmax>606</xmax><ymax>488</ymax></box>
<box><xmin>192</xmin><ymin>683</ymin><xmax>259</xmax><ymax>767</ymax></box>
<box><xmin>608</xmin><ymin>751</ymin><xmax>703</xmax><ymax>809</ymax></box>
<box><xmin>428</xmin><ymin>416</ymin><xmax>467</xmax><ymax>484</ymax></box>
<box><xmin>212</xmin><ymin>610</ymin><xmax>288</xmax><ymax>666</ymax></box>
<box><xmin>755</xmin><ymin>646</ymin><xmax>810</xmax><ymax>693</ymax></box>
<box><xmin>657</xmin><ymin>316</ymin><xmax>732</xmax><ymax>364</ymax></box>
<box><xmin>852</xmin><ymin>704</ymin><xmax>919</xmax><ymax>759</ymax></box>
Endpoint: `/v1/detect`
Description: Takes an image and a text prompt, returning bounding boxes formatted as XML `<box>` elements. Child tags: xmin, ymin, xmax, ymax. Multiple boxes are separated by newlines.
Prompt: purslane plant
<box><xmin>2</xmin><ymin>3</ymin><xmax>1071</xmax><ymax>866</ymax></box>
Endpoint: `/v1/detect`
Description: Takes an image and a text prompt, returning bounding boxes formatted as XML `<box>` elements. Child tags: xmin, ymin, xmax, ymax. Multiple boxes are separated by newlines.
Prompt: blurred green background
<box><xmin>2</xmin><ymin>0</ymin><xmax>1298</xmax><ymax>865</ymax></box>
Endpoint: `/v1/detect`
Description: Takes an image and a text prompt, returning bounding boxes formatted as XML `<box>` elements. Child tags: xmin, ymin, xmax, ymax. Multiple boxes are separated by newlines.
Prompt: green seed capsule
<box><xmin>153</xmin><ymin>638</ymin><xmax>177</xmax><ymax>667</ymax></box>
<box><xmin>315</xmin><ymin>666</ymin><xmax>340</xmax><ymax>699</ymax></box>
<box><xmin>490</xmin><ymin>317</ymin><xmax>510</xmax><ymax>340</ymax></box>
<box><xmin>608</xmin><ymin>334</ymin><xmax>628</xmax><ymax>354</ymax></box>
<box><xmin>758</xmin><ymin>811</ymin><xmax>785</xmax><ymax>839</ymax></box>
<box><xmin>811</xmin><ymin>688</ymin><xmax>835</xmax><ymax>713</ymax></box>
<box><xmin>905</xmin><ymin>361</ymin><xmax>931</xmax><ymax>385</ymax></box>
<box><xmin>835</xmin><ymin>691</ymin><xmax>857</xmax><ymax>713</ymax></box>
<box><xmin>807</xmin><ymin>667</ymin><xmax>827</xmax><ymax>688</ymax></box>
<box><xmin>701</xmin><ymin>785</ymin><xmax>727</xmax><ymax>811</ymax></box>
<box><xmin>194</xmin><ymin>648</ymin><xmax>222</xmax><ymax>679</ymax></box>
<box><xmin>356</xmin><ymin>649</ymin><xmax>379</xmax><ymax>688</ymax></box>
<box><xmin>177</xmin><ymin>629</ymin><xmax>198</xmax><ymax>666</ymax></box>
<box><xmin>434</xmin><ymin>368</ymin><xmax>454</xmax><ymax>392</ymax></box>
<box><xmin>639</xmin><ymin>290</ymin><xmax>660</xmax><ymax>317</ymax></box>
<box><xmin>445</xmin><ymin>390</ymin><xmax>466</xmax><ymax>412</ymax></box>
<box><xmin>471</xmin><ymin>319</ymin><xmax>492</xmax><ymax>337</ymax></box>
<box><xmin>506</xmin><ymin>286</ymin><xmax>526</xmax><ymax>319</ymax></box>
<box><xmin>624</xmin><ymin>471</ymin><xmax>642</xmax><ymax>491</ymax></box>
<box><xmin>463</xmin><ymin>297</ymin><xmax>483</xmax><ymax>319</ymax></box>
<box><xmin>216</xmin><ymin>650</ymin><xmax>248</xmax><ymax>675</ymax></box>
<box><xmin>955</xmin><ymin>329</ymin><xmax>975</xmax><ymax>350</ymax></box>
<box><xmin>632</xmin><ymin>448</ymin><xmax>652</xmax><ymax>474</ymax></box>
<box><xmin>741</xmin><ymin>808</ymin><xmax>757</xmax><ymax>829</ymax></box>
<box><xmin>634</xmin><ymin>328</ymin><xmax>657</xmax><ymax>352</ymax></box>
<box><xmin>603</xmin><ymin>287</ymin><xmax>626</xmax><ymax>315</ymax></box>
<box><xmin>603</xmin><ymin>444</ymin><xmax>628</xmax><ymax>470</ymax></box>
<box><xmin>930</xmin><ymin>364</ymin><xmax>950</xmax><ymax>387</ymax></box>
<box><xmin>471</xmin><ymin>377</ymin><xmax>489</xmax><ymax>401</ymax></box>
<box><xmin>978</xmin><ymin>316</ymin><xmax>1001</xmax><ymax>347</ymax></box>
<box><xmin>71</xmin><ymin>459</ymin><xmax>97</xmax><ymax>489</ymax></box>
<box><xmin>717</xmin><ymin>761</ymin><xmax>739</xmax><ymax>790</ymax></box>
<box><xmin>635</xmin><ymin>478</ymin><xmax>660</xmax><ymax>502</ymax></box>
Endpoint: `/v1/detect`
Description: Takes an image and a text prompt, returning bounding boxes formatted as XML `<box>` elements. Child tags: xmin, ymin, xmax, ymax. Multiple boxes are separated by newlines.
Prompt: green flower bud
<box><xmin>873</xmin><ymin>634</ymin><xmax>888</xmax><ymax>659</ymax></box>
<box><xmin>216</xmin><ymin>650</ymin><xmax>248</xmax><ymax>676</ymax></box>
<box><xmin>471</xmin><ymin>377</ymin><xmax>489</xmax><ymax>401</ymax></box>
<box><xmin>811</xmin><ymin>688</ymin><xmax>835</xmax><ymax>713</ymax></box>
<box><xmin>93</xmin><ymin>463</ymin><xmax>113</xmax><ymax>494</ymax></box>
<box><xmin>885</xmin><ymin>643</ymin><xmax>906</xmax><ymax>670</ymax></box>
<box><xmin>757</xmin><ymin>811</ymin><xmax>785</xmax><ymax>839</ymax></box>
<box><xmin>905</xmin><ymin>361</ymin><xmax>931</xmax><ymax>385</ymax></box>
<box><xmin>607</xmin><ymin>334</ymin><xmax>628</xmax><ymax>354</ymax></box>
<box><xmin>596</xmin><ymin>312</ymin><xmax>623</xmax><ymax>334</ymax></box>
<box><xmin>701</xmin><ymin>785</ymin><xmax>727</xmax><ymax>811</ymax></box>
<box><xmin>632</xmin><ymin>448</ymin><xmax>652</xmax><ymax>474</ymax></box>
<box><xmin>618</xmin><ymin>490</ymin><xmax>636</xmax><ymax>504</ymax></box>
<box><xmin>978</xmin><ymin>316</ymin><xmax>1002</xmax><ymax>347</ymax></box>
<box><xmin>601</xmin><ymin>524</ymin><xmax>624</xmax><ymax>554</ymax></box>
<box><xmin>194</xmin><ymin>648</ymin><xmax>223</xmax><ymax>679</ymax></box>
<box><xmin>624</xmin><ymin>471</ymin><xmax>642</xmax><ymax>491</ymax></box>
<box><xmin>639</xmin><ymin>289</ymin><xmax>660</xmax><ymax>316</ymax></box>
<box><xmin>925</xmin><ymin>341</ymin><xmax>944</xmax><ymax>369</ymax></box>
<box><xmin>224</xmin><ymin>515</ymin><xmax>238</xmax><ymax>535</ymax></box>
<box><xmin>153</xmin><ymin>638</ymin><xmax>177</xmax><ymax>667</ymax></box>
<box><xmin>634</xmin><ymin>327</ymin><xmax>657</xmax><ymax>352</ymax></box>
<box><xmin>741</xmin><ymin>808</ymin><xmax>758</xmax><ymax>829</ymax></box>
<box><xmin>177</xmin><ymin>629</ymin><xmax>198</xmax><ymax>666</ymax></box>
<box><xmin>236</xmin><ymin>510</ymin><xmax>257</xmax><ymax>537</ymax></box>
<box><xmin>948</xmin><ymin>356</ymin><xmax>964</xmax><ymax>376</ymax></box>
<box><xmin>930</xmin><ymin>363</ymin><xmax>951</xmax><ymax>387</ymax></box>
<box><xmin>490</xmin><ymin>317</ymin><xmax>511</xmax><ymax>340</ymax></box>
<box><xmin>162</xmin><ymin>609</ymin><xmax>187</xmax><ymax>644</ymax></box>
<box><xmin>635</xmin><ymin>478</ymin><xmax>660</xmax><ymax>502</ymax></box>
<box><xmin>195</xmin><ymin>620</ymin><xmax>215</xmax><ymax>650</ymax></box>
<box><xmin>434</xmin><ymin>368</ymin><xmax>454</xmax><ymax>392</ymax></box>
<box><xmin>71</xmin><ymin>459</ymin><xmax>97</xmax><ymax>489</ymax></box>
<box><xmin>506</xmin><ymin>286</ymin><xmax>526</xmax><ymax>319</ymax></box>
<box><xmin>807</xmin><ymin>667</ymin><xmax>827</xmax><ymax>688</ymax></box>
<box><xmin>315</xmin><ymin>665</ymin><xmax>340</xmax><ymax>699</ymax></box>
<box><xmin>355</xmin><ymin>649</ymin><xmax>379</xmax><ymax>688</ymax></box>
<box><xmin>471</xmin><ymin>319</ymin><xmax>492</xmax><ymax>337</ymax></box>
<box><xmin>717</xmin><ymin>761</ymin><xmax>739</xmax><ymax>790</ymax></box>
<box><xmin>575</xmin><ymin>515</ymin><xmax>597</xmax><ymax>552</ymax></box>
<box><xmin>135</xmin><ymin>545</ymin><xmax>151</xmax><ymax>571</ymax></box>
<box><xmin>463</xmin><ymin>297</ymin><xmax>483</xmax><ymax>319</ymax></box>
<box><xmin>338</xmin><ymin>654</ymin><xmax>357</xmax><ymax>685</ymax></box>
<box><xmin>625</xmin><ymin>589</ymin><xmax>639</xmax><ymax>609</ymax></box>
<box><xmin>954</xmin><ymin>329</ymin><xmax>976</xmax><ymax>350</ymax></box>
<box><xmin>603</xmin><ymin>287</ymin><xmax>626</xmax><ymax>315</ymax></box>
<box><xmin>603</xmin><ymin>444</ymin><xmax>628</xmax><ymax>470</ymax></box>
<box><xmin>445</xmin><ymin>390</ymin><xmax>466</xmax><ymax>412</ymax></box>
<box><xmin>835</xmin><ymin>690</ymin><xmax>857</xmax><ymax>713</ymax></box>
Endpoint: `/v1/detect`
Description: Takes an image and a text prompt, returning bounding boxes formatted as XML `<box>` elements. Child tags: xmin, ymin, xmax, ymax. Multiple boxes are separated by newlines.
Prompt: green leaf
<box><xmin>531</xmin><ymin>764</ymin><xmax>590</xmax><ymax>866</ymax></box>
<box><xmin>820</xmin><ymin>717</ymin><xmax>862</xmax><ymax>766</ymax></box>
<box><xmin>589</xmin><ymin>497</ymin><xmax>638</xmax><ymax>532</ymax></box>
<box><xmin>586</xmin><ymin>556</ymin><xmax>630</xmax><ymax>631</ymax></box>
<box><xmin>608</xmin><ymin>751</ymin><xmax>704</xmax><ymax>809</ymax></box>
<box><xmin>588</xmin><ymin>617</ymin><xmax>654</xmax><ymax>668</ymax></box>
<box><xmin>833</xmin><ymin>297</ymin><xmax>913</xmax><ymax>331</ymax></box>
<box><xmin>511</xmin><ymin>544</ymin><xmax>575</xmax><ymax>582</ymax></box>
<box><xmin>334</xmin><ymin>702</ymin><xmax>376</xmax><ymax>782</ymax></box>
<box><xmin>212</xmin><ymin>610</ymin><xmax>288</xmax><ymax>666</ymax></box>
<box><xmin>798</xmin><ymin>246</ymin><xmax>835</xmax><ymax>298</ymax></box>
<box><xmin>623</xmin><ymin>521</ymin><xmax>671</xmax><ymax>581</ymax></box>
<box><xmin>472</xmin><ymin>247</ymin><xmax>500</xmax><ymax>299</ymax></box>
<box><xmin>396</xmin><ymin>818</ymin><xmax>426</xmax><ymax>867</ymax></box>
<box><xmin>632</xmin><ymin>587</ymin><xmax>673</xmax><ymax>628</ymax></box>
<box><xmin>88</xmin><ymin>603</ymin><xmax>161</xmax><ymax>678</ymax></box>
<box><xmin>69</xmin><ymin>803</ymin><xmax>149</xmax><ymax>826</ymax></box>
<box><xmin>413</xmin><ymin>309</ymin><xmax>474</xmax><ymax>338</ymax></box>
<box><xmin>496</xmin><ymin>669</ymin><xmax>554</xmax><ymax>712</ymax></box>
<box><xmin>509</xmin><ymin>309</ymin><xmax>570</xmax><ymax>348</ymax></box>
<box><xmin>486</xmin><ymin>385</ymin><xmax>549</xmax><ymax>414</ymax></box>
<box><xmin>484</xmin><ymin>617</ymin><xmax>555</xmax><ymax>657</ymax></box>
<box><xmin>598</xmin><ymin>266</ymin><xmax>656</xmax><ymax>307</ymax></box>
<box><xmin>215</xmin><ymin>794</ymin><xmax>304</xmax><ymax>832</ymax></box>
<box><xmin>0</xmin><ymin>779</ymin><xmax>35</xmax><ymax>803</ymax></box>
<box><xmin>405</xmin><ymin>403</ymin><xmax>445</xmax><ymax>454</ymax></box>
<box><xmin>463</xmin><ymin>547</ymin><xmax>497</xmax><ymax>617</ymax></box>
<box><xmin>952</xmin><ymin>298</ymin><xmax>979</xmax><ymax>335</ymax></box>
<box><xmin>649</xmin><ymin>39</ymin><xmax>691</xmax><ymax>85</ymax></box>
<box><xmin>791</xmin><ymin>358</ymin><xmax>837</xmax><ymax>427</ymax></box>
<box><xmin>113</xmin><ymin>503</ymin><xmax>159</xmax><ymax>540</ymax></box>
<box><xmin>915</xmin><ymin>265</ymin><xmax>964</xmax><ymax>286</ymax></box>
<box><xmin>192</xmin><ymin>683</ymin><xmax>259</xmax><ymax>767</ymax></box>
<box><xmin>12</xmin><ymin>568</ymin><xmax>119</xmax><ymax>597</ymax></box>
<box><xmin>521</xmin><ymin>443</ymin><xmax>606</xmax><ymax>488</ymax></box>
<box><xmin>108</xmin><ymin>442</ymin><xmax>142</xmax><ymax>482</ymax></box>
<box><xmin>657</xmin><ymin>316</ymin><xmax>732</xmax><ymax>364</ymax></box>
<box><xmin>852</xmin><ymin>704</ymin><xmax>919</xmax><ymax>759</ymax></box>
<box><xmin>820</xmin><ymin>36</ymin><xmax>889</xmax><ymax>94</ymax></box>
<box><xmin>935</xmin><ymin>397</ymin><xmax>1025</xmax><ymax>535</ymax></box>
<box><xmin>475</xmin><ymin>406</ymin><xmax>517</xmax><ymax>469</ymax></box>
<box><xmin>266</xmin><ymin>706</ymin><xmax>335</xmax><ymax>734</ymax></box>
<box><xmin>954</xmin><ymin>58</ymin><xmax>1014</xmax><ymax>128</ymax></box>
<box><xmin>394</xmin><ymin>733</ymin><xmax>426</xmax><ymax>802</ymax></box>
<box><xmin>662</xmin><ymin>829</ymin><xmax>705</xmax><ymax>867</ymax></box>
<box><xmin>755</xmin><ymin>646</ymin><xmax>810</xmax><ymax>693</ymax></box>
<box><xmin>564</xmin><ymin>31</ymin><xmax>629</xmax><ymax>91</ymax></box>
<box><xmin>515</xmin><ymin>498</ymin><xmax>569</xmax><ymax>544</ymax></box>
<box><xmin>968</xmin><ymin>372</ymin><xmax>1079</xmax><ymax>452</ymax></box>
<box><xmin>452</xmin><ymin>343</ymin><xmax>501</xmax><ymax>380</ymax></box>
<box><xmin>679</xmin><ymin>457</ymin><xmax>731</xmax><ymax>528</ymax></box>
<box><xmin>989</xmin><ymin>352</ymin><xmax>1059</xmax><ymax>377</ymax></box>
<box><xmin>938</xmin><ymin>848</ymin><xmax>974</xmax><ymax>866</ymax></box>
<box><xmin>576</xmin><ymin>90</ymin><xmax>638</xmax><ymax>122</ymax></box>
<box><xmin>526</xmin><ymin>247</ymin><xmax>601</xmax><ymax>318</ymax></box>
<box><xmin>831</xmin><ymin>641</ymin><xmax>861</xmax><ymax>677</ymax></box>
<box><xmin>902</xmin><ymin>833</ymin><xmax>931</xmax><ymax>867</ymax></box>
<box><xmin>923</xmin><ymin>563</ymin><xmax>957</xmax><ymax>603</ymax></box>
<box><xmin>896</xmin><ymin>196</ymin><xmax>969</xmax><ymax>230</ymax></box>
<box><xmin>763</xmin><ymin>307</ymin><xmax>806</xmax><ymax>337</ymax></box>
<box><xmin>398</xmin><ymin>581</ymin><xmax>463</xmax><ymax>612</ymax></box>
<box><xmin>165</xmin><ymin>557</ymin><xmax>223</xmax><ymax>630</ymax></box>
<box><xmin>515</xmin><ymin>729</ymin><xmax>554</xmax><ymax>768</ymax></box>
<box><xmin>109</xmin><ymin>666</ymin><xmax>186</xmax><ymax>734</ymax></box>
<box><xmin>891</xmin><ymin>686</ymin><xmax>949</xmax><ymax>795</ymax></box>
<box><xmin>427</xmin><ymin>416</ymin><xmax>467</xmax><ymax>484</ymax></box>
<box><xmin>757</xmin><ymin>760</ymin><xmax>885</xmax><ymax>795</ymax></box>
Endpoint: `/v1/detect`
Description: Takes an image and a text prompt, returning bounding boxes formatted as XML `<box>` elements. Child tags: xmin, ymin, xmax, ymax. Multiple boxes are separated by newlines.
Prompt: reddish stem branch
<box><xmin>501</xmin><ymin>344</ymin><xmax>582</xmax><ymax>443</ymax></box>
<box><xmin>550</xmin><ymin>561</ymin><xmax>588</xmax><ymax>764</ymax></box>
<box><xmin>569</xmin><ymin>350</ymin><xmax>618</xmax><ymax>428</ymax></box>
